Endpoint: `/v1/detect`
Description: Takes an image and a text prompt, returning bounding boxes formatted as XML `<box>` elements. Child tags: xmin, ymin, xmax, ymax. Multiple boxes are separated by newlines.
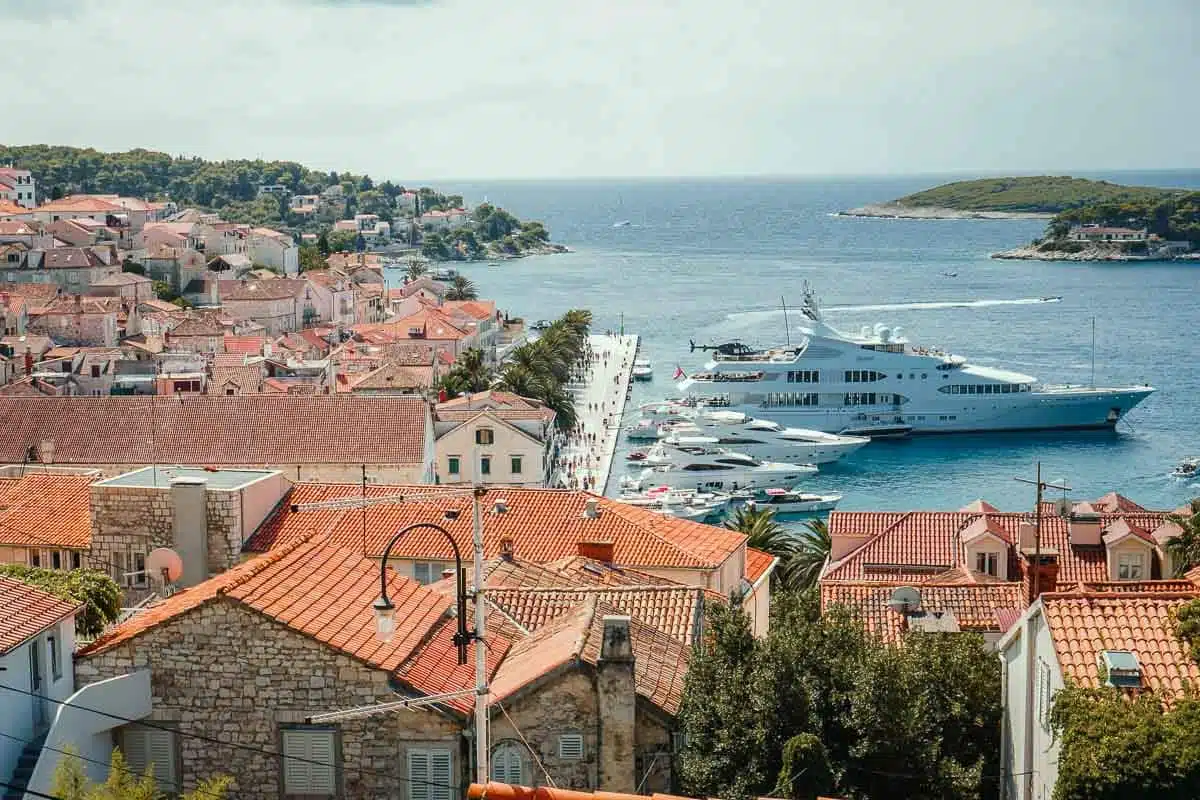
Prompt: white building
<box><xmin>0</xmin><ymin>575</ymin><xmax>80</xmax><ymax>792</ymax></box>
<box><xmin>0</xmin><ymin>168</ymin><xmax>36</xmax><ymax>209</ymax></box>
<box><xmin>246</xmin><ymin>227</ymin><xmax>299</xmax><ymax>275</ymax></box>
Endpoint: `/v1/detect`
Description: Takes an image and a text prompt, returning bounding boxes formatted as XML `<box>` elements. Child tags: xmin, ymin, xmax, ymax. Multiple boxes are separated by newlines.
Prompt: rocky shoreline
<box><xmin>991</xmin><ymin>245</ymin><xmax>1200</xmax><ymax>262</ymax></box>
<box><xmin>838</xmin><ymin>203</ymin><xmax>1052</xmax><ymax>220</ymax></box>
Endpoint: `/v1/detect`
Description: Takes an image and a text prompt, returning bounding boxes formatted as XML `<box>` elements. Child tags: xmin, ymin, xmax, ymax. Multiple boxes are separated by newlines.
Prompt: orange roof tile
<box><xmin>80</xmin><ymin>537</ymin><xmax>453</xmax><ymax>674</ymax></box>
<box><xmin>37</xmin><ymin>196</ymin><xmax>123</xmax><ymax>214</ymax></box>
<box><xmin>249</xmin><ymin>484</ymin><xmax>746</xmax><ymax>570</ymax></box>
<box><xmin>394</xmin><ymin>608</ymin><xmax>513</xmax><ymax>714</ymax></box>
<box><xmin>820</xmin><ymin>580</ymin><xmax>1025</xmax><ymax>643</ymax></box>
<box><xmin>1041</xmin><ymin>591</ymin><xmax>1200</xmax><ymax>696</ymax></box>
<box><xmin>432</xmin><ymin>555</ymin><xmax>674</xmax><ymax>592</ymax></box>
<box><xmin>487</xmin><ymin>585</ymin><xmax>706</xmax><ymax>644</ymax></box>
<box><xmin>745</xmin><ymin>547</ymin><xmax>777</xmax><ymax>584</ymax></box>
<box><xmin>0</xmin><ymin>575</ymin><xmax>82</xmax><ymax>654</ymax></box>
<box><xmin>0</xmin><ymin>473</ymin><xmax>95</xmax><ymax>549</ymax></box>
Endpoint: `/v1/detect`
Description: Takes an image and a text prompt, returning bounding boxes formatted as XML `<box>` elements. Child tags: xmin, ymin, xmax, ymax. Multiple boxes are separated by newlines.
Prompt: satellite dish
<box><xmin>146</xmin><ymin>548</ymin><xmax>184</xmax><ymax>584</ymax></box>
<box><xmin>887</xmin><ymin>586</ymin><xmax>922</xmax><ymax>614</ymax></box>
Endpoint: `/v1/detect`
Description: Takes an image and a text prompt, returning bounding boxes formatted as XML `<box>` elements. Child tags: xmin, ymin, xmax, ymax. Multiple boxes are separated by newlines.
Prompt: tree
<box><xmin>405</xmin><ymin>260</ymin><xmax>427</xmax><ymax>282</ymax></box>
<box><xmin>121</xmin><ymin>258</ymin><xmax>144</xmax><ymax>275</ymax></box>
<box><xmin>445</xmin><ymin>275</ymin><xmax>478</xmax><ymax>301</ymax></box>
<box><xmin>298</xmin><ymin>244</ymin><xmax>325</xmax><ymax>273</ymax></box>
<box><xmin>421</xmin><ymin>232</ymin><xmax>451</xmax><ymax>261</ymax></box>
<box><xmin>1166</xmin><ymin>498</ymin><xmax>1200</xmax><ymax>576</ymax></box>
<box><xmin>53</xmin><ymin>747</ymin><xmax>231</xmax><ymax>800</ymax></box>
<box><xmin>326</xmin><ymin>229</ymin><xmax>358</xmax><ymax>253</ymax></box>
<box><xmin>0</xmin><ymin>565</ymin><xmax>120</xmax><ymax>637</ymax></box>
<box><xmin>316</xmin><ymin>230</ymin><xmax>331</xmax><ymax>257</ymax></box>
<box><xmin>724</xmin><ymin>506</ymin><xmax>800</xmax><ymax>592</ymax></box>
<box><xmin>440</xmin><ymin>348</ymin><xmax>494</xmax><ymax>395</ymax></box>
<box><xmin>792</xmin><ymin>518</ymin><xmax>831</xmax><ymax>591</ymax></box>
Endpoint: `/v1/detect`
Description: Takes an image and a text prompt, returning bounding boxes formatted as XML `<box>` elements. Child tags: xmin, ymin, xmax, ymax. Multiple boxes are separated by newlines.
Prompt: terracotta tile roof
<box><xmin>41</xmin><ymin>248</ymin><xmax>106</xmax><ymax>269</ymax></box>
<box><xmin>1041</xmin><ymin>591</ymin><xmax>1200</xmax><ymax>696</ymax></box>
<box><xmin>0</xmin><ymin>396</ymin><xmax>428</xmax><ymax>466</ymax></box>
<box><xmin>250</xmin><ymin>485</ymin><xmax>746</xmax><ymax>570</ymax></box>
<box><xmin>820</xmin><ymin>580</ymin><xmax>1025</xmax><ymax>643</ymax></box>
<box><xmin>442</xmin><ymin>300</ymin><xmax>496</xmax><ymax>321</ymax></box>
<box><xmin>138</xmin><ymin>298</ymin><xmax>184</xmax><ymax>314</ymax></box>
<box><xmin>210</xmin><ymin>364</ymin><xmax>264</xmax><ymax>393</ymax></box>
<box><xmin>224</xmin><ymin>335</ymin><xmax>265</xmax><ymax>355</ymax></box>
<box><xmin>168</xmin><ymin>311</ymin><xmax>225</xmax><ymax>338</ymax></box>
<box><xmin>432</xmin><ymin>555</ymin><xmax>673</xmax><ymax>591</ymax></box>
<box><xmin>540</xmin><ymin>555</ymin><xmax>675</xmax><ymax>587</ymax></box>
<box><xmin>393</xmin><ymin>608</ymin><xmax>513</xmax><ymax>714</ymax></box>
<box><xmin>351</xmin><ymin>361</ymin><xmax>434</xmax><ymax>391</ymax></box>
<box><xmin>487</xmin><ymin>585</ymin><xmax>705</xmax><ymax>644</ymax></box>
<box><xmin>960</xmin><ymin>499</ymin><xmax>1000</xmax><ymax>513</ymax></box>
<box><xmin>0</xmin><ymin>472</ymin><xmax>94</xmax><ymax>549</ymax></box>
<box><xmin>488</xmin><ymin>598</ymin><xmax>689</xmax><ymax>715</ymax></box>
<box><xmin>435</xmin><ymin>407</ymin><xmax>555</xmax><ymax>426</ymax></box>
<box><xmin>745</xmin><ymin>547</ymin><xmax>777</xmax><ymax>584</ymax></box>
<box><xmin>0</xmin><ymin>575</ymin><xmax>82</xmax><ymax>655</ymax></box>
<box><xmin>80</xmin><ymin>537</ymin><xmax>453</xmax><ymax>674</ymax></box>
<box><xmin>38</xmin><ymin>196</ymin><xmax>123</xmax><ymax>214</ymax></box>
<box><xmin>436</xmin><ymin>390</ymin><xmax>537</xmax><ymax>411</ymax></box>
<box><xmin>1064</xmin><ymin>580</ymin><xmax>1199</xmax><ymax>594</ymax></box>
<box><xmin>90</xmin><ymin>272</ymin><xmax>152</xmax><ymax>287</ymax></box>
<box><xmin>219</xmin><ymin>279</ymin><xmax>306</xmax><ymax>301</ymax></box>
<box><xmin>0</xmin><ymin>204</ymin><xmax>32</xmax><ymax>219</ymax></box>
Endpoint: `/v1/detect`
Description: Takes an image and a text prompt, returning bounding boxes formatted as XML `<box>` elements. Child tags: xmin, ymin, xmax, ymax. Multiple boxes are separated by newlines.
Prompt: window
<box><xmin>558</xmin><ymin>734</ymin><xmax>584</xmax><ymax>760</ymax></box>
<box><xmin>48</xmin><ymin>631</ymin><xmax>62</xmax><ymax>680</ymax></box>
<box><xmin>447</xmin><ymin>456</ymin><xmax>460</xmax><ymax>476</ymax></box>
<box><xmin>974</xmin><ymin>551</ymin><xmax>998</xmax><ymax>577</ymax></box>
<box><xmin>30</xmin><ymin>550</ymin><xmax>40</xmax><ymax>567</ymax></box>
<box><xmin>490</xmin><ymin>743</ymin><xmax>524</xmax><ymax>785</ymax></box>
<box><xmin>413</xmin><ymin>562</ymin><xmax>442</xmax><ymax>584</ymax></box>
<box><xmin>1117</xmin><ymin>552</ymin><xmax>1145</xmax><ymax>580</ymax></box>
<box><xmin>122</xmin><ymin>725</ymin><xmax>179</xmax><ymax>794</ymax></box>
<box><xmin>91</xmin><ymin>365</ymin><xmax>100</xmax><ymax>378</ymax></box>
<box><xmin>281</xmin><ymin>727</ymin><xmax>338</xmax><ymax>797</ymax></box>
<box><xmin>480</xmin><ymin>456</ymin><xmax>491</xmax><ymax>476</ymax></box>
<box><xmin>71</xmin><ymin>551</ymin><xmax>81</xmax><ymax>569</ymax></box>
<box><xmin>475</xmin><ymin>428</ymin><xmax>494</xmax><ymax>445</ymax></box>
<box><xmin>52</xmin><ymin>551</ymin><xmax>61</xmax><ymax>570</ymax></box>
<box><xmin>510</xmin><ymin>456</ymin><xmax>522</xmax><ymax>475</ymax></box>
<box><xmin>408</xmin><ymin>747</ymin><xmax>453</xmax><ymax>800</ymax></box>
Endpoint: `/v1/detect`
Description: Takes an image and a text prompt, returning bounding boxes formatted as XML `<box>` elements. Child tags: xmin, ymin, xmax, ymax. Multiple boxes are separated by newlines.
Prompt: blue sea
<box><xmin>389</xmin><ymin>171</ymin><xmax>1200</xmax><ymax>512</ymax></box>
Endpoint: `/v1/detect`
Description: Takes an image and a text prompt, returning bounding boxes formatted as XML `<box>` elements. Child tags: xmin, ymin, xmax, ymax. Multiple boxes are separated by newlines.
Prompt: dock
<box><xmin>552</xmin><ymin>334</ymin><xmax>639</xmax><ymax>494</ymax></box>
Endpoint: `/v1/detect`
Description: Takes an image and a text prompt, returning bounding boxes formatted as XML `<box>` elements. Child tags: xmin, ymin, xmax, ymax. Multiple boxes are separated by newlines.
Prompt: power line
<box><xmin>0</xmin><ymin>685</ymin><xmax>465</xmax><ymax>793</ymax></box>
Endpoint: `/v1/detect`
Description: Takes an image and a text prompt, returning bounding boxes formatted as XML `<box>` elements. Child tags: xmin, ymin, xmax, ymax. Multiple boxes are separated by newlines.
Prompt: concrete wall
<box><xmin>74</xmin><ymin>600</ymin><xmax>463</xmax><ymax>800</ymax></box>
<box><xmin>435</xmin><ymin>418</ymin><xmax>547</xmax><ymax>487</ymax></box>
<box><xmin>999</xmin><ymin>607</ymin><xmax>1063</xmax><ymax>800</ymax></box>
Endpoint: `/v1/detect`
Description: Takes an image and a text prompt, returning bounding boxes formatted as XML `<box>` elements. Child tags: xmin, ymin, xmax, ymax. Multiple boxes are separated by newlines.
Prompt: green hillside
<box><xmin>895</xmin><ymin>176</ymin><xmax>1182</xmax><ymax>214</ymax></box>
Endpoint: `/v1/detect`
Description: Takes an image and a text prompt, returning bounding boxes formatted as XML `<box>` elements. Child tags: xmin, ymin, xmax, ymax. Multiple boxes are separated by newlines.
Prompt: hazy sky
<box><xmin>4</xmin><ymin>0</ymin><xmax>1198</xmax><ymax>179</ymax></box>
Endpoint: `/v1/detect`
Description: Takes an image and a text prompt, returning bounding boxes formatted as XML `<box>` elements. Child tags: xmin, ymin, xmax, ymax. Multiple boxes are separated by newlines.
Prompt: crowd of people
<box><xmin>549</xmin><ymin>335</ymin><xmax>636</xmax><ymax>492</ymax></box>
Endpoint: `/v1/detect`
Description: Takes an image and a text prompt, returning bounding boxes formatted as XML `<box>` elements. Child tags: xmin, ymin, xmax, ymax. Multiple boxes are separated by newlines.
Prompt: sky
<box><xmin>4</xmin><ymin>0</ymin><xmax>1199</xmax><ymax>179</ymax></box>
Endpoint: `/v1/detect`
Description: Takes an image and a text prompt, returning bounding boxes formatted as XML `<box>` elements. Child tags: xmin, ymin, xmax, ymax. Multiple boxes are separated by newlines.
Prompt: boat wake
<box><xmin>724</xmin><ymin>296</ymin><xmax>1060</xmax><ymax>323</ymax></box>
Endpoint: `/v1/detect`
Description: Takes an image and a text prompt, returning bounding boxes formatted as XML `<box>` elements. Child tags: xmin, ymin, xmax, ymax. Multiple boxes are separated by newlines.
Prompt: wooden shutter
<box><xmin>491</xmin><ymin>744</ymin><xmax>522</xmax><ymax>785</ymax></box>
<box><xmin>408</xmin><ymin>749</ymin><xmax>431</xmax><ymax>800</ymax></box>
<box><xmin>123</xmin><ymin>726</ymin><xmax>176</xmax><ymax>792</ymax></box>
<box><xmin>283</xmin><ymin>728</ymin><xmax>336</xmax><ymax>796</ymax></box>
<box><xmin>282</xmin><ymin>729</ymin><xmax>310</xmax><ymax>795</ymax></box>
<box><xmin>430</xmin><ymin>749</ymin><xmax>452</xmax><ymax>800</ymax></box>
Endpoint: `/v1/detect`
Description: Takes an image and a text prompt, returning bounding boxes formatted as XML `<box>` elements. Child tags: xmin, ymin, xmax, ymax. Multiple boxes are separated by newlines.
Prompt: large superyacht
<box><xmin>675</xmin><ymin>284</ymin><xmax>1154</xmax><ymax>436</ymax></box>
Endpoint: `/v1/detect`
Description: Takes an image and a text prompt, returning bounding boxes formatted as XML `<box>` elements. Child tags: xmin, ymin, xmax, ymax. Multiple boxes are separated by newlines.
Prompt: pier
<box><xmin>552</xmin><ymin>333</ymin><xmax>639</xmax><ymax>494</ymax></box>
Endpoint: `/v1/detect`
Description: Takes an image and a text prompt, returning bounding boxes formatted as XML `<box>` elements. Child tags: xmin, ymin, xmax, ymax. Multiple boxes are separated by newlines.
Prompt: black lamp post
<box><xmin>373</xmin><ymin>521</ymin><xmax>472</xmax><ymax>665</ymax></box>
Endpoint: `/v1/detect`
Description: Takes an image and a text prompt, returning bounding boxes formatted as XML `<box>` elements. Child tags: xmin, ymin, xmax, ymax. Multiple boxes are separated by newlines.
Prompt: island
<box><xmin>0</xmin><ymin>143</ymin><xmax>566</xmax><ymax>263</ymax></box>
<box><xmin>840</xmin><ymin>176</ymin><xmax>1182</xmax><ymax>220</ymax></box>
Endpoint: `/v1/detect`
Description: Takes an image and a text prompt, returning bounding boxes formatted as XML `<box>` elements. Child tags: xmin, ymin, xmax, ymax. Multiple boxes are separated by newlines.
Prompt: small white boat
<box><xmin>1173</xmin><ymin>458</ymin><xmax>1200</xmax><ymax>479</ymax></box>
<box><xmin>747</xmin><ymin>488</ymin><xmax>843</xmax><ymax>514</ymax></box>
<box><xmin>632</xmin><ymin>359</ymin><xmax>653</xmax><ymax>382</ymax></box>
<box><xmin>613</xmin><ymin>220</ymin><xmax>631</xmax><ymax>228</ymax></box>
<box><xmin>622</xmin><ymin>442</ymin><xmax>817</xmax><ymax>492</ymax></box>
<box><xmin>624</xmin><ymin>419</ymin><xmax>661</xmax><ymax>441</ymax></box>
<box><xmin>618</xmin><ymin>486</ymin><xmax>730</xmax><ymax>521</ymax></box>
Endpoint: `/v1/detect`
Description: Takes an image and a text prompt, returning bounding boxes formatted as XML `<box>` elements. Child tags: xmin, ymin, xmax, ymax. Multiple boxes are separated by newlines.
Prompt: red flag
<box><xmin>673</xmin><ymin>365</ymin><xmax>685</xmax><ymax>380</ymax></box>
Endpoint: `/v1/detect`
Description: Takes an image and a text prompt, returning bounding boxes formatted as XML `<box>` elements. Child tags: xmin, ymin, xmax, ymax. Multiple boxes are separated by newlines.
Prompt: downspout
<box><xmin>1021</xmin><ymin>607</ymin><xmax>1039</xmax><ymax>800</ymax></box>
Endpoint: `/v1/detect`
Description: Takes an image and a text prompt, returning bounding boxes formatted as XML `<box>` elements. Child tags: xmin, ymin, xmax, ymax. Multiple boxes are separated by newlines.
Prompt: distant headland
<box><xmin>840</xmin><ymin>175</ymin><xmax>1200</xmax><ymax>261</ymax></box>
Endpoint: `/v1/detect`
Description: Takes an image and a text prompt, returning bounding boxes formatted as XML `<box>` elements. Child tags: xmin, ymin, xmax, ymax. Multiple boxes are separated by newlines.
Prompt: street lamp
<box><xmin>373</xmin><ymin>520</ymin><xmax>471</xmax><ymax>665</ymax></box>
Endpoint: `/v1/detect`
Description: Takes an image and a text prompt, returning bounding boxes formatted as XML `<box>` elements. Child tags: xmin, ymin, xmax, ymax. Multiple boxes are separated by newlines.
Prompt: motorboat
<box><xmin>621</xmin><ymin>441</ymin><xmax>817</xmax><ymax>492</ymax></box>
<box><xmin>613</xmin><ymin>220</ymin><xmax>631</xmax><ymax>228</ymax></box>
<box><xmin>942</xmin><ymin>271</ymin><xmax>958</xmax><ymax>278</ymax></box>
<box><xmin>746</xmin><ymin>488</ymin><xmax>842</xmax><ymax>514</ymax></box>
<box><xmin>1041</xmin><ymin>296</ymin><xmax>1063</xmax><ymax>302</ymax></box>
<box><xmin>1173</xmin><ymin>458</ymin><xmax>1200</xmax><ymax>479</ymax></box>
<box><xmin>656</xmin><ymin>410</ymin><xmax>870</xmax><ymax>464</ymax></box>
<box><xmin>632</xmin><ymin>359</ymin><xmax>653</xmax><ymax>382</ymax></box>
<box><xmin>618</xmin><ymin>486</ymin><xmax>730</xmax><ymax>521</ymax></box>
<box><xmin>674</xmin><ymin>282</ymin><xmax>1153</xmax><ymax>434</ymax></box>
<box><xmin>624</xmin><ymin>419</ymin><xmax>661</xmax><ymax>441</ymax></box>
<box><xmin>530</xmin><ymin>320</ymin><xmax>553</xmax><ymax>331</ymax></box>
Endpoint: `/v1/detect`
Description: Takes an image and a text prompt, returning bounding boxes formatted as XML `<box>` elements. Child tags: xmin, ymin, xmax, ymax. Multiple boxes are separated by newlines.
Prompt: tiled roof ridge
<box><xmin>483</xmin><ymin>597</ymin><xmax>532</xmax><ymax>636</ymax></box>
<box><xmin>1042</xmin><ymin>590</ymin><xmax>1200</xmax><ymax>602</ymax></box>
<box><xmin>822</xmin><ymin>511</ymin><xmax>917</xmax><ymax>578</ymax></box>
<box><xmin>596</xmin><ymin>497</ymin><xmax>740</xmax><ymax>567</ymax></box>
<box><xmin>491</xmin><ymin>584</ymin><xmax>703</xmax><ymax>596</ymax></box>
<box><xmin>215</xmin><ymin>531</ymin><xmax>326</xmax><ymax>597</ymax></box>
<box><xmin>572</xmin><ymin>596</ymin><xmax>600</xmax><ymax>662</ymax></box>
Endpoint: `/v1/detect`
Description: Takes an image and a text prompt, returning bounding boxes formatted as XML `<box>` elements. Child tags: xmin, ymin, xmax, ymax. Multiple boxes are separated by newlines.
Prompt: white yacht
<box><xmin>622</xmin><ymin>441</ymin><xmax>816</xmax><ymax>492</ymax></box>
<box><xmin>676</xmin><ymin>284</ymin><xmax>1154</xmax><ymax>435</ymax></box>
<box><xmin>618</xmin><ymin>486</ymin><xmax>730</xmax><ymax>521</ymax></box>
<box><xmin>632</xmin><ymin>359</ymin><xmax>653</xmax><ymax>382</ymax></box>
<box><xmin>747</xmin><ymin>488</ymin><xmax>842</xmax><ymax>514</ymax></box>
<box><xmin>657</xmin><ymin>410</ymin><xmax>869</xmax><ymax>464</ymax></box>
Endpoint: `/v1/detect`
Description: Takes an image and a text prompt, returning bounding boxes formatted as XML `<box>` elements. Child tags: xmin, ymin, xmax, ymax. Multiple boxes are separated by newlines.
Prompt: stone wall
<box><xmin>75</xmin><ymin>600</ymin><xmax>464</xmax><ymax>800</ymax></box>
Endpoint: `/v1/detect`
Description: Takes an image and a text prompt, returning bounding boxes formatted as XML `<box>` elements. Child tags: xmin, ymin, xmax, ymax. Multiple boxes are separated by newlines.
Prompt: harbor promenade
<box><xmin>551</xmin><ymin>333</ymin><xmax>638</xmax><ymax>494</ymax></box>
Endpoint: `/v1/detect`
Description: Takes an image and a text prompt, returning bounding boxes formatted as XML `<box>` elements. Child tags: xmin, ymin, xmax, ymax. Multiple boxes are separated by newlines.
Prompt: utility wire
<box><xmin>0</xmin><ymin>685</ymin><xmax>465</xmax><ymax>793</ymax></box>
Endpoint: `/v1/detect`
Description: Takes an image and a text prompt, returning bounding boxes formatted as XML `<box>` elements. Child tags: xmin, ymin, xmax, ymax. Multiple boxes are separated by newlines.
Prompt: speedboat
<box><xmin>942</xmin><ymin>271</ymin><xmax>958</xmax><ymax>278</ymax></box>
<box><xmin>624</xmin><ymin>419</ymin><xmax>661</xmax><ymax>441</ymax></box>
<box><xmin>1041</xmin><ymin>296</ymin><xmax>1062</xmax><ymax>302</ymax></box>
<box><xmin>613</xmin><ymin>220</ymin><xmax>631</xmax><ymax>228</ymax></box>
<box><xmin>632</xmin><ymin>359</ymin><xmax>653</xmax><ymax>382</ymax></box>
<box><xmin>747</xmin><ymin>488</ymin><xmax>842</xmax><ymax>514</ymax></box>
<box><xmin>1173</xmin><ymin>458</ymin><xmax>1200</xmax><ymax>479</ymax></box>
<box><xmin>674</xmin><ymin>282</ymin><xmax>1153</xmax><ymax>435</ymax></box>
<box><xmin>621</xmin><ymin>441</ymin><xmax>817</xmax><ymax>492</ymax></box>
<box><xmin>618</xmin><ymin>486</ymin><xmax>730</xmax><ymax>521</ymax></box>
<box><xmin>530</xmin><ymin>320</ymin><xmax>552</xmax><ymax>331</ymax></box>
<box><xmin>657</xmin><ymin>410</ymin><xmax>869</xmax><ymax>464</ymax></box>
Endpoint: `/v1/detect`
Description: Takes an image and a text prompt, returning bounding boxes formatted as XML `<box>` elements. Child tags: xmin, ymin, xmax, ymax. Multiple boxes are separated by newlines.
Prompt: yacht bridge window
<box><xmin>861</xmin><ymin>343</ymin><xmax>904</xmax><ymax>353</ymax></box>
<box><xmin>764</xmin><ymin>392</ymin><xmax>820</xmax><ymax>407</ymax></box>
<box><xmin>786</xmin><ymin>370</ymin><xmax>820</xmax><ymax>383</ymax></box>
<box><xmin>940</xmin><ymin>383</ymin><xmax>1031</xmax><ymax>395</ymax></box>
<box><xmin>844</xmin><ymin>370</ymin><xmax>885</xmax><ymax>383</ymax></box>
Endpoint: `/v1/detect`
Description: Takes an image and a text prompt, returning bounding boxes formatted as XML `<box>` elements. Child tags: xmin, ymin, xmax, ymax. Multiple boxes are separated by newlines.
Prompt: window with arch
<box><xmin>491</xmin><ymin>742</ymin><xmax>524</xmax><ymax>785</ymax></box>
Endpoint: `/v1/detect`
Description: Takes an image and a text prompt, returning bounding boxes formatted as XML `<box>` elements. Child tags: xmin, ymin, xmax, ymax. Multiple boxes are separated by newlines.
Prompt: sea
<box><xmin>385</xmin><ymin>170</ymin><xmax>1200</xmax><ymax>513</ymax></box>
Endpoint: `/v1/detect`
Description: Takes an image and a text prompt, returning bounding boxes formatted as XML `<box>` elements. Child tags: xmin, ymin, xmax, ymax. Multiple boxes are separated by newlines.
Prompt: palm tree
<box><xmin>562</xmin><ymin>308</ymin><xmax>592</xmax><ymax>338</ymax></box>
<box><xmin>445</xmin><ymin>347</ymin><xmax>494</xmax><ymax>394</ymax></box>
<box><xmin>1165</xmin><ymin>498</ymin><xmax>1200</xmax><ymax>576</ymax></box>
<box><xmin>507</xmin><ymin>342</ymin><xmax>559</xmax><ymax>383</ymax></box>
<box><xmin>724</xmin><ymin>506</ymin><xmax>803</xmax><ymax>591</ymax></box>
<box><xmin>405</xmin><ymin>260</ymin><xmax>427</xmax><ymax>282</ymax></box>
<box><xmin>536</xmin><ymin>381</ymin><xmax>578</xmax><ymax>431</ymax></box>
<box><xmin>792</xmin><ymin>518</ymin><xmax>832</xmax><ymax>590</ymax></box>
<box><xmin>495</xmin><ymin>363</ymin><xmax>548</xmax><ymax>399</ymax></box>
<box><xmin>445</xmin><ymin>275</ymin><xmax>478</xmax><ymax>301</ymax></box>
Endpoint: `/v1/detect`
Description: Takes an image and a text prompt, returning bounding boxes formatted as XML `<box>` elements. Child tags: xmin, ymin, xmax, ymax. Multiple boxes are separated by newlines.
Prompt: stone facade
<box><xmin>75</xmin><ymin>601</ymin><xmax>464</xmax><ymax>800</ymax></box>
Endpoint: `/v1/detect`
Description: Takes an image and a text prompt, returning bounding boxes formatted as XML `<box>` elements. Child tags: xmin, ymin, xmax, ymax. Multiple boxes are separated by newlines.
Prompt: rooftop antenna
<box><xmin>1014</xmin><ymin>463</ymin><xmax>1072</xmax><ymax>600</ymax></box>
<box><xmin>780</xmin><ymin>296</ymin><xmax>791</xmax><ymax>348</ymax></box>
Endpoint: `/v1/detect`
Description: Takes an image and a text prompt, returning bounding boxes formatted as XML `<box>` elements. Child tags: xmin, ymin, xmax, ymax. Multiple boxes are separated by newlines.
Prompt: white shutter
<box><xmin>122</xmin><ymin>727</ymin><xmax>149</xmax><ymax>776</ymax></box>
<box><xmin>283</xmin><ymin>728</ymin><xmax>337</xmax><ymax>796</ymax></box>
<box><xmin>491</xmin><ymin>744</ymin><xmax>523</xmax><ymax>785</ymax></box>
<box><xmin>122</xmin><ymin>726</ymin><xmax>176</xmax><ymax>792</ymax></box>
<box><xmin>408</xmin><ymin>749</ymin><xmax>431</xmax><ymax>800</ymax></box>
<box><xmin>430</xmin><ymin>749</ymin><xmax>453</xmax><ymax>800</ymax></box>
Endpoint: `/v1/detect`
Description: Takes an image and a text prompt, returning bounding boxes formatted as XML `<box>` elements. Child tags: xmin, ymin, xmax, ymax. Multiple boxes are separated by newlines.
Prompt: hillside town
<box><xmin>1</xmin><ymin>160</ymin><xmax>1200</xmax><ymax>800</ymax></box>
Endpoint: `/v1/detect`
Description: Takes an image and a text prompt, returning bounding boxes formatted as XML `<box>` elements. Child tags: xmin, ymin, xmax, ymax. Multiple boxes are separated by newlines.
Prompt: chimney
<box><xmin>582</xmin><ymin>498</ymin><xmax>600</xmax><ymax>519</ymax></box>
<box><xmin>23</xmin><ymin>351</ymin><xmax>33</xmax><ymax>375</ymax></box>
<box><xmin>441</xmin><ymin>568</ymin><xmax>456</xmax><ymax>581</ymax></box>
<box><xmin>596</xmin><ymin>615</ymin><xmax>636</xmax><ymax>793</ymax></box>
<box><xmin>577</xmin><ymin>540</ymin><xmax>615</xmax><ymax>564</ymax></box>
<box><xmin>170</xmin><ymin>477</ymin><xmax>209</xmax><ymax>587</ymax></box>
<box><xmin>1018</xmin><ymin>521</ymin><xmax>1037</xmax><ymax>550</ymax></box>
<box><xmin>1024</xmin><ymin>554</ymin><xmax>1059</xmax><ymax>603</ymax></box>
<box><xmin>37</xmin><ymin>439</ymin><xmax>55</xmax><ymax>465</ymax></box>
<box><xmin>830</xmin><ymin>531</ymin><xmax>872</xmax><ymax>562</ymax></box>
<box><xmin>499</xmin><ymin>537</ymin><xmax>515</xmax><ymax>561</ymax></box>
